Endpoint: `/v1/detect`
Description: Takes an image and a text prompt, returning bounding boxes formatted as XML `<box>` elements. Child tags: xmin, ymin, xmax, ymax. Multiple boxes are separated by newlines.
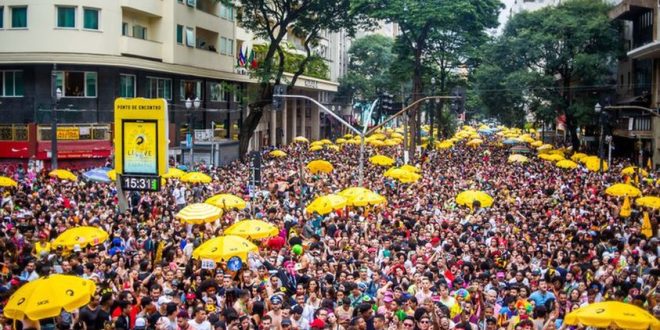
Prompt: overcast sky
<box><xmin>497</xmin><ymin>0</ymin><xmax>517</xmax><ymax>34</ymax></box>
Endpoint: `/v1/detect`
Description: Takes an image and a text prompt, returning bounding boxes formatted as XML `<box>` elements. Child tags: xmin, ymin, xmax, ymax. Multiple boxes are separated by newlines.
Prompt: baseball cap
<box><xmin>281</xmin><ymin>319</ymin><xmax>292</xmax><ymax>326</ymax></box>
<box><xmin>135</xmin><ymin>317</ymin><xmax>147</xmax><ymax>329</ymax></box>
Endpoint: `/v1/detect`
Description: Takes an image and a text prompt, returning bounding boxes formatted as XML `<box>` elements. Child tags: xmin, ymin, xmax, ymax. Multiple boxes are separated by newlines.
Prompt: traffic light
<box><xmin>272</xmin><ymin>84</ymin><xmax>286</xmax><ymax>111</ymax></box>
<box><xmin>451</xmin><ymin>87</ymin><xmax>465</xmax><ymax>114</ymax></box>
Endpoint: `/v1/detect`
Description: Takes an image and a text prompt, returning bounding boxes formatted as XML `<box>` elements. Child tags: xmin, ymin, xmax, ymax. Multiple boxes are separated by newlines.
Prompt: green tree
<box><xmin>228</xmin><ymin>0</ymin><xmax>368</xmax><ymax>159</ymax></box>
<box><xmin>338</xmin><ymin>35</ymin><xmax>395</xmax><ymax>102</ymax></box>
<box><xmin>355</xmin><ymin>0</ymin><xmax>501</xmax><ymax>159</ymax></box>
<box><xmin>474</xmin><ymin>0</ymin><xmax>620</xmax><ymax>148</ymax></box>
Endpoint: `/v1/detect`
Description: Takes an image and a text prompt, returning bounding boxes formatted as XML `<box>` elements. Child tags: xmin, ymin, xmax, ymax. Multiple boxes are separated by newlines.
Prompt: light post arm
<box><xmin>366</xmin><ymin>96</ymin><xmax>459</xmax><ymax>136</ymax></box>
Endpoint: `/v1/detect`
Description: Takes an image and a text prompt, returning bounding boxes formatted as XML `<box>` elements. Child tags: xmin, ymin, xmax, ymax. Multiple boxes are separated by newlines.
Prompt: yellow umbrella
<box><xmin>391</xmin><ymin>132</ymin><xmax>404</xmax><ymax>139</ymax></box>
<box><xmin>369</xmin><ymin>133</ymin><xmax>387</xmax><ymax>140</ymax></box>
<box><xmin>530</xmin><ymin>140</ymin><xmax>543</xmax><ymax>147</ymax></box>
<box><xmin>571</xmin><ymin>152</ymin><xmax>588</xmax><ymax>162</ymax></box>
<box><xmin>338</xmin><ymin>187</ymin><xmax>386</xmax><ymax>207</ymax></box>
<box><xmin>181</xmin><ymin>172</ymin><xmax>212</xmax><ymax>183</ymax></box>
<box><xmin>309</xmin><ymin>145</ymin><xmax>323</xmax><ymax>151</ymax></box>
<box><xmin>327</xmin><ymin>145</ymin><xmax>340</xmax><ymax>151</ymax></box>
<box><xmin>161</xmin><ymin>168</ymin><xmax>186</xmax><ymax>179</ymax></box>
<box><xmin>536</xmin><ymin>144</ymin><xmax>553</xmax><ymax>151</ymax></box>
<box><xmin>224</xmin><ymin>220</ymin><xmax>279</xmax><ymax>239</ymax></box>
<box><xmin>508</xmin><ymin>154</ymin><xmax>529</xmax><ymax>163</ymax></box>
<box><xmin>369</xmin><ymin>139</ymin><xmax>386</xmax><ymax>147</ymax></box>
<box><xmin>4</xmin><ymin>275</ymin><xmax>96</xmax><ymax>321</ymax></box>
<box><xmin>384</xmin><ymin>139</ymin><xmax>400</xmax><ymax>146</ymax></box>
<box><xmin>400</xmin><ymin>164</ymin><xmax>420</xmax><ymax>173</ymax></box>
<box><xmin>585</xmin><ymin>158</ymin><xmax>608</xmax><ymax>172</ymax></box>
<box><xmin>192</xmin><ymin>235</ymin><xmax>258</xmax><ymax>262</ymax></box>
<box><xmin>384</xmin><ymin>168</ymin><xmax>420</xmax><ymax>184</ymax></box>
<box><xmin>605</xmin><ymin>183</ymin><xmax>642</xmax><ymax>198</ymax></box>
<box><xmin>336</xmin><ymin>138</ymin><xmax>347</xmax><ymax>144</ymax></box>
<box><xmin>52</xmin><ymin>226</ymin><xmax>109</xmax><ymax>250</ymax></box>
<box><xmin>466</xmin><ymin>139</ymin><xmax>483</xmax><ymax>147</ymax></box>
<box><xmin>548</xmin><ymin>149</ymin><xmax>565</xmax><ymax>156</ymax></box>
<box><xmin>294</xmin><ymin>136</ymin><xmax>309</xmax><ymax>143</ymax></box>
<box><xmin>175</xmin><ymin>203</ymin><xmax>223</xmax><ymax>224</ymax></box>
<box><xmin>307</xmin><ymin>160</ymin><xmax>334</xmax><ymax>174</ymax></box>
<box><xmin>0</xmin><ymin>176</ymin><xmax>18</xmax><ymax>187</ymax></box>
<box><xmin>622</xmin><ymin>166</ymin><xmax>648</xmax><ymax>177</ymax></box>
<box><xmin>206</xmin><ymin>194</ymin><xmax>247</xmax><ymax>210</ymax></box>
<box><xmin>538</xmin><ymin>153</ymin><xmax>565</xmax><ymax>162</ymax></box>
<box><xmin>369</xmin><ymin>155</ymin><xmax>395</xmax><ymax>167</ymax></box>
<box><xmin>310</xmin><ymin>141</ymin><xmax>324</xmax><ymax>147</ymax></box>
<box><xmin>580</xmin><ymin>155</ymin><xmax>600</xmax><ymax>164</ymax></box>
<box><xmin>306</xmin><ymin>194</ymin><xmax>348</xmax><ymax>215</ymax></box>
<box><xmin>48</xmin><ymin>169</ymin><xmax>78</xmax><ymax>181</ymax></box>
<box><xmin>636</xmin><ymin>196</ymin><xmax>660</xmax><ymax>209</ymax></box>
<box><xmin>456</xmin><ymin>190</ymin><xmax>493</xmax><ymax>209</ymax></box>
<box><xmin>436</xmin><ymin>141</ymin><xmax>454</xmax><ymax>149</ymax></box>
<box><xmin>564</xmin><ymin>301</ymin><xmax>660</xmax><ymax>330</ymax></box>
<box><xmin>269</xmin><ymin>150</ymin><xmax>287</xmax><ymax>158</ymax></box>
<box><xmin>344</xmin><ymin>134</ymin><xmax>353</xmax><ymax>139</ymax></box>
<box><xmin>556</xmin><ymin>160</ymin><xmax>578</xmax><ymax>169</ymax></box>
<box><xmin>319</xmin><ymin>139</ymin><xmax>333</xmax><ymax>145</ymax></box>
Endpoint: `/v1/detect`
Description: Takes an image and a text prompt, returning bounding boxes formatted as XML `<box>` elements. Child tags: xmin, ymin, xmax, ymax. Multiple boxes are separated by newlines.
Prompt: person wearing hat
<box><xmin>267</xmin><ymin>295</ymin><xmax>284</xmax><ymax>329</ymax></box>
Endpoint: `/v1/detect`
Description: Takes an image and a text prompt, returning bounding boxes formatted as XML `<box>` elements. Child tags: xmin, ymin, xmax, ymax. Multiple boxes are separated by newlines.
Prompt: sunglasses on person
<box><xmin>403</xmin><ymin>322</ymin><xmax>415</xmax><ymax>328</ymax></box>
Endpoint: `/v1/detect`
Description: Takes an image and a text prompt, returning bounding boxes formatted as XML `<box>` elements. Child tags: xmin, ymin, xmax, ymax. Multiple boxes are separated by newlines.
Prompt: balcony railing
<box><xmin>615</xmin><ymin>117</ymin><xmax>652</xmax><ymax>131</ymax></box>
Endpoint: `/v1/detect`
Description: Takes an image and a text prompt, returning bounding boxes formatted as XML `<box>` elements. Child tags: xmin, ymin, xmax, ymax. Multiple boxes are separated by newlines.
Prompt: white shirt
<box><xmin>188</xmin><ymin>319</ymin><xmax>212</xmax><ymax>330</ymax></box>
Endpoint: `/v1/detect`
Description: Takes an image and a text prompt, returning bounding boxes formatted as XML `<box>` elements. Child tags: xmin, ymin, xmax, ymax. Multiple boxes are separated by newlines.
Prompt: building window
<box><xmin>83</xmin><ymin>8</ymin><xmax>99</xmax><ymax>30</ymax></box>
<box><xmin>220</xmin><ymin>4</ymin><xmax>233</xmax><ymax>21</ymax></box>
<box><xmin>220</xmin><ymin>37</ymin><xmax>233</xmax><ymax>55</ymax></box>
<box><xmin>209</xmin><ymin>82</ymin><xmax>229</xmax><ymax>102</ymax></box>
<box><xmin>133</xmin><ymin>25</ymin><xmax>147</xmax><ymax>39</ymax></box>
<box><xmin>1</xmin><ymin>71</ymin><xmax>24</xmax><ymax>97</ymax></box>
<box><xmin>54</xmin><ymin>71</ymin><xmax>97</xmax><ymax>97</ymax></box>
<box><xmin>11</xmin><ymin>6</ymin><xmax>27</xmax><ymax>28</ymax></box>
<box><xmin>147</xmin><ymin>77</ymin><xmax>172</xmax><ymax>100</ymax></box>
<box><xmin>120</xmin><ymin>74</ymin><xmax>135</xmax><ymax>98</ymax></box>
<box><xmin>176</xmin><ymin>25</ymin><xmax>183</xmax><ymax>44</ymax></box>
<box><xmin>185</xmin><ymin>27</ymin><xmax>194</xmax><ymax>47</ymax></box>
<box><xmin>0</xmin><ymin>7</ymin><xmax>4</xmax><ymax>28</ymax></box>
<box><xmin>180</xmin><ymin>80</ymin><xmax>201</xmax><ymax>100</ymax></box>
<box><xmin>56</xmin><ymin>6</ymin><xmax>76</xmax><ymax>28</ymax></box>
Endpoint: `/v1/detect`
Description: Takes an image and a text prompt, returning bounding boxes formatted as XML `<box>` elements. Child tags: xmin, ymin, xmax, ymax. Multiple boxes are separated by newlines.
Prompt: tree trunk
<box><xmin>238</xmin><ymin>85</ymin><xmax>272</xmax><ymax>161</ymax></box>
<box><xmin>408</xmin><ymin>49</ymin><xmax>423</xmax><ymax>161</ymax></box>
<box><xmin>565</xmin><ymin>114</ymin><xmax>580</xmax><ymax>151</ymax></box>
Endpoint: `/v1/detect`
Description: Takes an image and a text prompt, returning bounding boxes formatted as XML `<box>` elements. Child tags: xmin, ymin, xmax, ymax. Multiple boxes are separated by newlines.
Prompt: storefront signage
<box><xmin>57</xmin><ymin>127</ymin><xmax>80</xmax><ymax>140</ymax></box>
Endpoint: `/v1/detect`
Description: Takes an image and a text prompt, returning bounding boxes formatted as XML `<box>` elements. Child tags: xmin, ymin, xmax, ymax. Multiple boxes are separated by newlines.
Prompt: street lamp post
<box><xmin>594</xmin><ymin>102</ymin><xmax>604</xmax><ymax>173</ymax></box>
<box><xmin>185</xmin><ymin>97</ymin><xmax>201</xmax><ymax>166</ymax></box>
<box><xmin>51</xmin><ymin>85</ymin><xmax>62</xmax><ymax>170</ymax></box>
<box><xmin>430</xmin><ymin>77</ymin><xmax>436</xmax><ymax>142</ymax></box>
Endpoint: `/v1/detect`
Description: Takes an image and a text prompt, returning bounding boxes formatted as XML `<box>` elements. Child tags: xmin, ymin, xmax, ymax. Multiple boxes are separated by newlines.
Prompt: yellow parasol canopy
<box><xmin>368</xmin><ymin>139</ymin><xmax>386</xmax><ymax>147</ymax></box>
<box><xmin>294</xmin><ymin>136</ymin><xmax>309</xmax><ymax>143</ymax></box>
<box><xmin>400</xmin><ymin>164</ymin><xmax>420</xmax><ymax>173</ymax></box>
<box><xmin>384</xmin><ymin>168</ymin><xmax>421</xmax><ymax>184</ymax></box>
<box><xmin>369</xmin><ymin>155</ymin><xmax>395</xmax><ymax>167</ymax></box>
<box><xmin>585</xmin><ymin>158</ymin><xmax>608</xmax><ymax>172</ymax></box>
<box><xmin>161</xmin><ymin>168</ymin><xmax>186</xmax><ymax>179</ymax></box>
<box><xmin>309</xmin><ymin>145</ymin><xmax>323</xmax><ymax>151</ymax></box>
<box><xmin>224</xmin><ymin>219</ymin><xmax>279</xmax><ymax>239</ymax></box>
<box><xmin>508</xmin><ymin>154</ymin><xmax>529</xmax><ymax>163</ymax></box>
<box><xmin>555</xmin><ymin>160</ymin><xmax>578</xmax><ymax>169</ymax></box>
<box><xmin>206</xmin><ymin>194</ymin><xmax>247</xmax><ymax>210</ymax></box>
<box><xmin>338</xmin><ymin>187</ymin><xmax>386</xmax><ymax>207</ymax></box>
<box><xmin>636</xmin><ymin>196</ymin><xmax>660</xmax><ymax>210</ymax></box>
<box><xmin>181</xmin><ymin>172</ymin><xmax>212</xmax><ymax>183</ymax></box>
<box><xmin>538</xmin><ymin>153</ymin><xmax>565</xmax><ymax>162</ymax></box>
<box><xmin>605</xmin><ymin>183</ymin><xmax>642</xmax><ymax>198</ymax></box>
<box><xmin>306</xmin><ymin>194</ymin><xmax>348</xmax><ymax>215</ymax></box>
<box><xmin>570</xmin><ymin>152</ymin><xmax>588</xmax><ymax>162</ymax></box>
<box><xmin>307</xmin><ymin>160</ymin><xmax>334</xmax><ymax>174</ymax></box>
<box><xmin>269</xmin><ymin>150</ymin><xmax>287</xmax><ymax>158</ymax></box>
<box><xmin>621</xmin><ymin>166</ymin><xmax>648</xmax><ymax>177</ymax></box>
<box><xmin>536</xmin><ymin>144</ymin><xmax>553</xmax><ymax>151</ymax></box>
<box><xmin>175</xmin><ymin>203</ymin><xmax>223</xmax><ymax>224</ymax></box>
<box><xmin>564</xmin><ymin>301</ymin><xmax>660</xmax><ymax>330</ymax></box>
<box><xmin>0</xmin><ymin>176</ymin><xmax>18</xmax><ymax>187</ymax></box>
<box><xmin>4</xmin><ymin>275</ymin><xmax>96</xmax><ymax>321</ymax></box>
<box><xmin>336</xmin><ymin>138</ymin><xmax>347</xmax><ymax>144</ymax></box>
<box><xmin>530</xmin><ymin>140</ymin><xmax>543</xmax><ymax>147</ymax></box>
<box><xmin>192</xmin><ymin>235</ymin><xmax>258</xmax><ymax>262</ymax></box>
<box><xmin>466</xmin><ymin>139</ymin><xmax>483</xmax><ymax>147</ymax></box>
<box><xmin>49</xmin><ymin>169</ymin><xmax>78</xmax><ymax>181</ymax></box>
<box><xmin>456</xmin><ymin>190</ymin><xmax>493</xmax><ymax>209</ymax></box>
<box><xmin>52</xmin><ymin>226</ymin><xmax>109</xmax><ymax>250</ymax></box>
<box><xmin>436</xmin><ymin>141</ymin><xmax>454</xmax><ymax>149</ymax></box>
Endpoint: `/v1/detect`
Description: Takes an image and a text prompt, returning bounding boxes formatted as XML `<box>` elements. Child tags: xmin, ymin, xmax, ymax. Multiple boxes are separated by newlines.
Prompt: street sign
<box><xmin>120</xmin><ymin>174</ymin><xmax>161</xmax><ymax>192</ymax></box>
<box><xmin>114</xmin><ymin>98</ymin><xmax>169</xmax><ymax>182</ymax></box>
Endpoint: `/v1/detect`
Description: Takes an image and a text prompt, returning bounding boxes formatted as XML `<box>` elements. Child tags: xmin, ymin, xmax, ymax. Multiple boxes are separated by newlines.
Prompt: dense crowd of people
<box><xmin>0</xmin><ymin>130</ymin><xmax>658</xmax><ymax>330</ymax></box>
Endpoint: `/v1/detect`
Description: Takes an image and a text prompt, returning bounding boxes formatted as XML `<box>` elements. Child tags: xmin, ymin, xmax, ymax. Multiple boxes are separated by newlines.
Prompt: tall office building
<box><xmin>0</xmin><ymin>0</ymin><xmax>345</xmax><ymax>168</ymax></box>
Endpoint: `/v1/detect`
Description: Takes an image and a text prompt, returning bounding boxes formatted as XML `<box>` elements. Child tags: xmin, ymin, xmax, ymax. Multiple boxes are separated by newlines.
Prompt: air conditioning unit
<box><xmin>187</xmin><ymin>0</ymin><xmax>196</xmax><ymax>7</ymax></box>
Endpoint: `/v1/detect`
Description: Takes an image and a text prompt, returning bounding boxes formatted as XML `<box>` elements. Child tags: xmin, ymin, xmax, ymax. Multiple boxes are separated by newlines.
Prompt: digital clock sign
<box><xmin>120</xmin><ymin>175</ymin><xmax>160</xmax><ymax>192</ymax></box>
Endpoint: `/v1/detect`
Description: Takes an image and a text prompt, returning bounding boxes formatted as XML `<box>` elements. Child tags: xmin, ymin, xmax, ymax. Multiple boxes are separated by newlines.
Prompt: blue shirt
<box><xmin>529</xmin><ymin>290</ymin><xmax>556</xmax><ymax>307</ymax></box>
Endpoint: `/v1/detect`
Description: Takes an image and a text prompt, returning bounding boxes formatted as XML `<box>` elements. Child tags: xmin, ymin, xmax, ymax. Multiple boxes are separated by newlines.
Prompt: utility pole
<box><xmin>50</xmin><ymin>64</ymin><xmax>62</xmax><ymax>170</ymax></box>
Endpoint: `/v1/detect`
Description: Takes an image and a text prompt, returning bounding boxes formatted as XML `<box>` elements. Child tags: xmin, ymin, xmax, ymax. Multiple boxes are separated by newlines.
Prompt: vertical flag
<box><xmin>642</xmin><ymin>211</ymin><xmax>653</xmax><ymax>238</ymax></box>
<box><xmin>248</xmin><ymin>49</ymin><xmax>257</xmax><ymax>69</ymax></box>
<box><xmin>237</xmin><ymin>47</ymin><xmax>246</xmax><ymax>67</ymax></box>
<box><xmin>620</xmin><ymin>196</ymin><xmax>631</xmax><ymax>218</ymax></box>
